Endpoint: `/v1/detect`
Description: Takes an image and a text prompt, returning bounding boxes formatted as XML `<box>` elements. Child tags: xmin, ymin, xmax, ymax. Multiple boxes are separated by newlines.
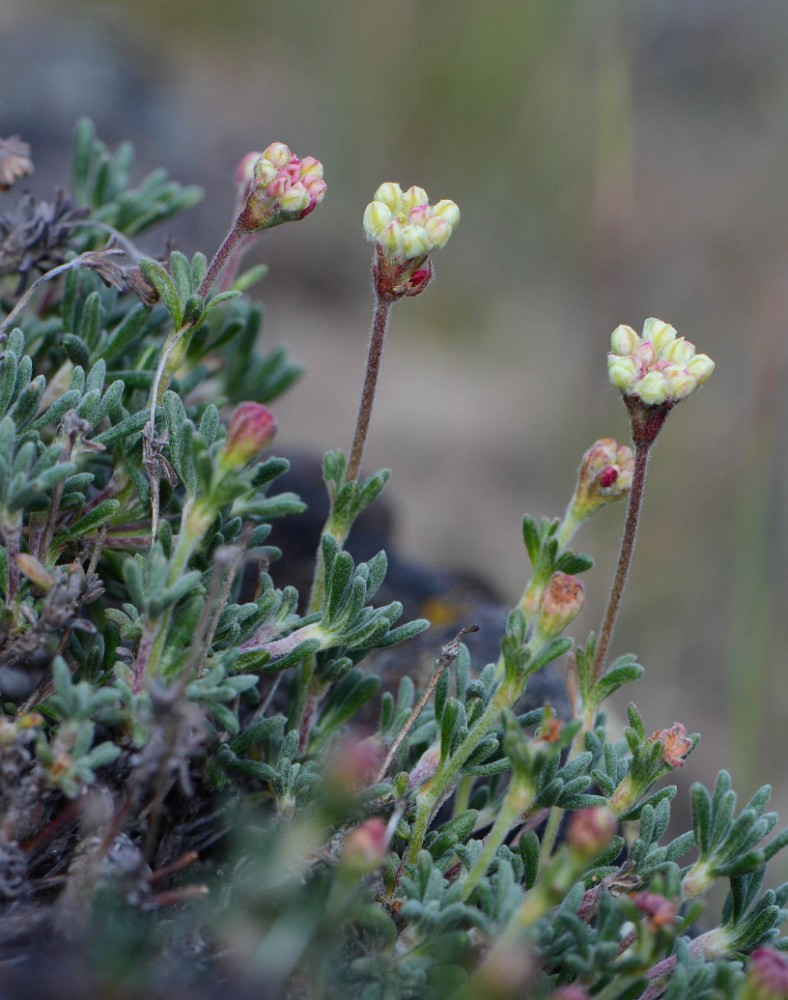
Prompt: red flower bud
<box><xmin>220</xmin><ymin>403</ymin><xmax>277</xmax><ymax>470</ymax></box>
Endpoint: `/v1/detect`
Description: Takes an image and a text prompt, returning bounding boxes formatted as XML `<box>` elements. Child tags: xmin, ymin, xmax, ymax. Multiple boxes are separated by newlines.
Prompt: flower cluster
<box><xmin>236</xmin><ymin>142</ymin><xmax>326</xmax><ymax>231</ymax></box>
<box><xmin>607</xmin><ymin>318</ymin><xmax>714</xmax><ymax>406</ymax></box>
<box><xmin>363</xmin><ymin>182</ymin><xmax>460</xmax><ymax>260</ymax></box>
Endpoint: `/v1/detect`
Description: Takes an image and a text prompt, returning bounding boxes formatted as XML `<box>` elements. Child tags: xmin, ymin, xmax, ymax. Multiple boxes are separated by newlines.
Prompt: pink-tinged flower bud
<box><xmin>236</xmin><ymin>151</ymin><xmax>263</xmax><ymax>186</ymax></box>
<box><xmin>262</xmin><ymin>141</ymin><xmax>291</xmax><ymax>168</ymax></box>
<box><xmin>341</xmin><ymin>818</ymin><xmax>388</xmax><ymax>872</ymax></box>
<box><xmin>649</xmin><ymin>722</ymin><xmax>693</xmax><ymax>769</ymax></box>
<box><xmin>552</xmin><ymin>989</ymin><xmax>592</xmax><ymax>1000</ymax></box>
<box><xmin>432</xmin><ymin>199</ymin><xmax>461</xmax><ymax>227</ymax></box>
<box><xmin>402</xmin><ymin>185</ymin><xmax>429</xmax><ymax>211</ymax></box>
<box><xmin>219</xmin><ymin>403</ymin><xmax>277</xmax><ymax>470</ymax></box>
<box><xmin>279</xmin><ymin>182</ymin><xmax>310</xmax><ymax>215</ymax></box>
<box><xmin>425</xmin><ymin>216</ymin><xmax>452</xmax><ymax>248</ymax></box>
<box><xmin>744</xmin><ymin>948</ymin><xmax>788</xmax><ymax>1000</ymax></box>
<box><xmin>631</xmin><ymin>891</ymin><xmax>677</xmax><ymax>931</ymax></box>
<box><xmin>567</xmin><ymin>807</ymin><xmax>616</xmax><ymax>861</ymax></box>
<box><xmin>325</xmin><ymin>733</ymin><xmax>382</xmax><ymax>797</ymax></box>
<box><xmin>642</xmin><ymin>317</ymin><xmax>677</xmax><ymax>353</ymax></box>
<box><xmin>570</xmin><ymin>438</ymin><xmax>634</xmax><ymax>521</ymax></box>
<box><xmin>407</xmin><ymin>745</ymin><xmax>441</xmax><ymax>791</ymax></box>
<box><xmin>305</xmin><ymin>177</ymin><xmax>327</xmax><ymax>203</ymax></box>
<box><xmin>265</xmin><ymin>174</ymin><xmax>290</xmax><ymax>200</ymax></box>
<box><xmin>610</xmin><ymin>324</ymin><xmax>639</xmax><ymax>355</ymax></box>
<box><xmin>536</xmin><ymin>572</ymin><xmax>585</xmax><ymax>640</ymax></box>
<box><xmin>607</xmin><ymin>318</ymin><xmax>714</xmax><ymax>408</ymax></box>
<box><xmin>253</xmin><ymin>157</ymin><xmax>278</xmax><ymax>187</ymax></box>
<box><xmin>664</xmin><ymin>368</ymin><xmax>697</xmax><ymax>401</ymax></box>
<box><xmin>408</xmin><ymin>204</ymin><xmax>430</xmax><ymax>227</ymax></box>
<box><xmin>299</xmin><ymin>156</ymin><xmax>323</xmax><ymax>181</ymax></box>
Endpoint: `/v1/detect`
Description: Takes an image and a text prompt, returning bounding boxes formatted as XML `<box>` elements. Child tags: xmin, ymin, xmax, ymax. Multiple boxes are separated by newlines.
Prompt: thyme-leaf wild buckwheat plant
<box><xmin>0</xmin><ymin>122</ymin><xmax>785</xmax><ymax>1000</ymax></box>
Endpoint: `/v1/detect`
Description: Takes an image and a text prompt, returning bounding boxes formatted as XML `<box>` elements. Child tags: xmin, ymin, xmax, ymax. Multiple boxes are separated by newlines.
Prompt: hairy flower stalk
<box><xmin>201</xmin><ymin>143</ymin><xmax>326</xmax><ymax>297</ymax></box>
<box><xmin>145</xmin><ymin>144</ymin><xmax>322</xmax><ymax>539</ymax></box>
<box><xmin>346</xmin><ymin>183</ymin><xmax>459</xmax><ymax>482</ymax></box>
<box><xmin>293</xmin><ymin>185</ymin><xmax>459</xmax><ymax>750</ymax></box>
<box><xmin>590</xmin><ymin>319</ymin><xmax>714</xmax><ymax>685</ymax></box>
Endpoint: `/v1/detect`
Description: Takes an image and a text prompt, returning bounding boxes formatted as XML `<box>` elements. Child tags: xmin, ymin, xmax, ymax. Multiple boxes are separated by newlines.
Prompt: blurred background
<box><xmin>2</xmin><ymin>0</ymin><xmax>787</xmax><ymax>874</ymax></box>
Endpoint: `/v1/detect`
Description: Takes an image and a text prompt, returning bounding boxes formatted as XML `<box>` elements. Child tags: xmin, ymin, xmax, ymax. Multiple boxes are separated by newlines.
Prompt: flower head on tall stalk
<box><xmin>347</xmin><ymin>183</ymin><xmax>459</xmax><ymax>481</ymax></box>
<box><xmin>202</xmin><ymin>142</ymin><xmax>326</xmax><ymax>297</ymax></box>
<box><xmin>589</xmin><ymin>319</ymin><xmax>714</xmax><ymax>686</ymax></box>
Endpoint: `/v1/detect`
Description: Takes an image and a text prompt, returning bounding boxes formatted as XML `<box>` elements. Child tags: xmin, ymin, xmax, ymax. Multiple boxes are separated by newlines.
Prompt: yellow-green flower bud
<box><xmin>262</xmin><ymin>141</ymin><xmax>291</xmax><ymax>168</ymax></box>
<box><xmin>363</xmin><ymin>201</ymin><xmax>392</xmax><ymax>237</ymax></box>
<box><xmin>610</xmin><ymin>323</ymin><xmax>639</xmax><ymax>355</ymax></box>
<box><xmin>425</xmin><ymin>216</ymin><xmax>452</xmax><ymax>247</ymax></box>
<box><xmin>608</xmin><ymin>355</ymin><xmax>638</xmax><ymax>390</ymax></box>
<box><xmin>377</xmin><ymin>220</ymin><xmax>403</xmax><ymax>254</ymax></box>
<box><xmin>687</xmin><ymin>353</ymin><xmax>715</xmax><ymax>381</ymax></box>
<box><xmin>662</xmin><ymin>336</ymin><xmax>695</xmax><ymax>365</ymax></box>
<box><xmin>374</xmin><ymin>182</ymin><xmax>403</xmax><ymax>210</ymax></box>
<box><xmin>432</xmin><ymin>199</ymin><xmax>461</xmax><ymax>227</ymax></box>
<box><xmin>253</xmin><ymin>158</ymin><xmax>278</xmax><ymax>186</ymax></box>
<box><xmin>400</xmin><ymin>224</ymin><xmax>431</xmax><ymax>258</ymax></box>
<box><xmin>638</xmin><ymin>370</ymin><xmax>671</xmax><ymax>405</ymax></box>
<box><xmin>644</xmin><ymin>317</ymin><xmax>677</xmax><ymax>353</ymax></box>
<box><xmin>402</xmin><ymin>185</ymin><xmax>429</xmax><ymax>211</ymax></box>
<box><xmin>279</xmin><ymin>183</ymin><xmax>310</xmax><ymax>215</ymax></box>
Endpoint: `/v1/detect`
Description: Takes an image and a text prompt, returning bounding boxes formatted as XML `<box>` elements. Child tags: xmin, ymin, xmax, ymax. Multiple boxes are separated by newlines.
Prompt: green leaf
<box><xmin>52</xmin><ymin>499</ymin><xmax>120</xmax><ymax>546</ymax></box>
<box><xmin>592</xmin><ymin>657</ymin><xmax>644</xmax><ymax>704</ymax></box>
<box><xmin>555</xmin><ymin>552</ymin><xmax>594</xmax><ymax>575</ymax></box>
<box><xmin>519</xmin><ymin>829</ymin><xmax>540</xmax><ymax>890</ymax></box>
<box><xmin>139</xmin><ymin>258</ymin><xmax>182</xmax><ymax>327</ymax></box>
<box><xmin>92</xmin><ymin>409</ymin><xmax>149</xmax><ymax>446</ymax></box>
<box><xmin>521</xmin><ymin>514</ymin><xmax>540</xmax><ymax>566</ymax></box>
<box><xmin>102</xmin><ymin>303</ymin><xmax>151</xmax><ymax>361</ymax></box>
<box><xmin>527</xmin><ymin>636</ymin><xmax>573</xmax><ymax>676</ymax></box>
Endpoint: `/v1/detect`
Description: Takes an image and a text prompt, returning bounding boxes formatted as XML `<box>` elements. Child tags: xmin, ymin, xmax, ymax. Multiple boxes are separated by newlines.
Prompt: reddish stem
<box><xmin>590</xmin><ymin>398</ymin><xmax>671</xmax><ymax>684</ymax></box>
<box><xmin>346</xmin><ymin>294</ymin><xmax>393</xmax><ymax>482</ymax></box>
<box><xmin>198</xmin><ymin>224</ymin><xmax>247</xmax><ymax>298</ymax></box>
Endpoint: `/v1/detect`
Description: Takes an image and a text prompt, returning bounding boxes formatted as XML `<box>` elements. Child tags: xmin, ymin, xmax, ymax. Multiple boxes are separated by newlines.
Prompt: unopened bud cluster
<box><xmin>570</xmin><ymin>438</ymin><xmax>634</xmax><ymax>521</ymax></box>
<box><xmin>607</xmin><ymin>318</ymin><xmax>714</xmax><ymax>406</ymax></box>
<box><xmin>363</xmin><ymin>183</ymin><xmax>460</xmax><ymax>260</ymax></box>
<box><xmin>236</xmin><ymin>143</ymin><xmax>326</xmax><ymax>231</ymax></box>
